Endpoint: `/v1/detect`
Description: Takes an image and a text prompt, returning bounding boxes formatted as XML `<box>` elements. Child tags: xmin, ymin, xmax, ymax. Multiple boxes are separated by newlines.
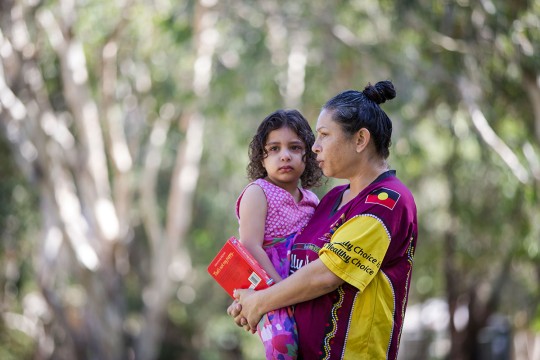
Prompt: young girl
<box><xmin>235</xmin><ymin>109</ymin><xmax>322</xmax><ymax>359</ymax></box>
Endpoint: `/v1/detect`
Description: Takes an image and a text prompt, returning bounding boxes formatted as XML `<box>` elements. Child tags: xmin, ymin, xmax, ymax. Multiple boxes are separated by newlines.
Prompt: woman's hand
<box><xmin>234</xmin><ymin>288</ymin><xmax>264</xmax><ymax>331</ymax></box>
<box><xmin>227</xmin><ymin>299</ymin><xmax>254</xmax><ymax>332</ymax></box>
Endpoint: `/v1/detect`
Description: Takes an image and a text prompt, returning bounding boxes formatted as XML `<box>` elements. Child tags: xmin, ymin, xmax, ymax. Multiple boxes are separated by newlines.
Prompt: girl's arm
<box><xmin>233</xmin><ymin>258</ymin><xmax>344</xmax><ymax>329</ymax></box>
<box><xmin>238</xmin><ymin>184</ymin><xmax>283</xmax><ymax>283</ymax></box>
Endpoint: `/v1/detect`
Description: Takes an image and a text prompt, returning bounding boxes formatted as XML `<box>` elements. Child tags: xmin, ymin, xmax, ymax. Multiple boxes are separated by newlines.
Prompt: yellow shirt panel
<box><xmin>342</xmin><ymin>272</ymin><xmax>395</xmax><ymax>359</ymax></box>
<box><xmin>319</xmin><ymin>215</ymin><xmax>394</xmax><ymax>359</ymax></box>
<box><xmin>319</xmin><ymin>214</ymin><xmax>391</xmax><ymax>291</ymax></box>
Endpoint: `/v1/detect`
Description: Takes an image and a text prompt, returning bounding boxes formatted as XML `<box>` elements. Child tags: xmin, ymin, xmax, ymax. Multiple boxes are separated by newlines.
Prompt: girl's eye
<box><xmin>267</xmin><ymin>146</ymin><xmax>279</xmax><ymax>152</ymax></box>
<box><xmin>291</xmin><ymin>145</ymin><xmax>304</xmax><ymax>151</ymax></box>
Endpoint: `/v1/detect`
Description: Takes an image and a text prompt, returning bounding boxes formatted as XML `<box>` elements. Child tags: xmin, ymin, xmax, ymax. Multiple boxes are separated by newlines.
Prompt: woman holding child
<box><xmin>230</xmin><ymin>80</ymin><xmax>418</xmax><ymax>360</ymax></box>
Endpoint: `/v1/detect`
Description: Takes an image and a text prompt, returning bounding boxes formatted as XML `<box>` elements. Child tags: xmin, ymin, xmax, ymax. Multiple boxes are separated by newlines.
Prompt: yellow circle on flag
<box><xmin>378</xmin><ymin>192</ymin><xmax>389</xmax><ymax>201</ymax></box>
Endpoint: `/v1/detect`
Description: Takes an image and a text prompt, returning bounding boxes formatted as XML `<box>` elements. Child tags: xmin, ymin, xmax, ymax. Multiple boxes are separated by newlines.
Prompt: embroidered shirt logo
<box><xmin>366</xmin><ymin>188</ymin><xmax>400</xmax><ymax>210</ymax></box>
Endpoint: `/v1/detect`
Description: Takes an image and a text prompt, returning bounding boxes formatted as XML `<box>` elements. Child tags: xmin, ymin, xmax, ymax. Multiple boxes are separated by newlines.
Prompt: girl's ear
<box><xmin>355</xmin><ymin>128</ymin><xmax>371</xmax><ymax>153</ymax></box>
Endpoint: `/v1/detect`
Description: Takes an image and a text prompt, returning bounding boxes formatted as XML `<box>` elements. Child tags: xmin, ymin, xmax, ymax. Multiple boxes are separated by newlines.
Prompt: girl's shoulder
<box><xmin>253</xmin><ymin>178</ymin><xmax>293</xmax><ymax>200</ymax></box>
<box><xmin>252</xmin><ymin>178</ymin><xmax>272</xmax><ymax>191</ymax></box>
<box><xmin>235</xmin><ymin>181</ymin><xmax>268</xmax><ymax>219</ymax></box>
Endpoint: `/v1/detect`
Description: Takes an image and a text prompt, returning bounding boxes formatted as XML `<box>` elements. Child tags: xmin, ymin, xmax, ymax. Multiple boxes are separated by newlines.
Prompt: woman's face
<box><xmin>312</xmin><ymin>109</ymin><xmax>358</xmax><ymax>179</ymax></box>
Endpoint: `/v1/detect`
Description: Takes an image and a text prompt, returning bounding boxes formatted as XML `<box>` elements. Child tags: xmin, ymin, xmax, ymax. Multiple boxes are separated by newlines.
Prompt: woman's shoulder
<box><xmin>355</xmin><ymin>174</ymin><xmax>416</xmax><ymax>216</ymax></box>
<box><xmin>379</xmin><ymin>175</ymin><xmax>416</xmax><ymax>204</ymax></box>
<box><xmin>312</xmin><ymin>184</ymin><xmax>347</xmax><ymax>208</ymax></box>
<box><xmin>323</xmin><ymin>184</ymin><xmax>349</xmax><ymax>199</ymax></box>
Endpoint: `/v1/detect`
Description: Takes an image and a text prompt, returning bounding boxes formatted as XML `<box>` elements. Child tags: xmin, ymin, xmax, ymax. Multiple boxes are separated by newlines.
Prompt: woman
<box><xmin>229</xmin><ymin>80</ymin><xmax>418</xmax><ymax>360</ymax></box>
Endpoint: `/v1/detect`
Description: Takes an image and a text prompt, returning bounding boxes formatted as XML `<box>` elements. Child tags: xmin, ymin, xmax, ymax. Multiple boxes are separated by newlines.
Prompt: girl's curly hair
<box><xmin>247</xmin><ymin>109</ymin><xmax>323</xmax><ymax>189</ymax></box>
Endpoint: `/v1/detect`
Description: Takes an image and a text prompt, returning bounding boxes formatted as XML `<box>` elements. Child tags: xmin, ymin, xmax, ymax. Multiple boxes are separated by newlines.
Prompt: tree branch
<box><xmin>458</xmin><ymin>75</ymin><xmax>530</xmax><ymax>184</ymax></box>
<box><xmin>140</xmin><ymin>117</ymin><xmax>170</xmax><ymax>250</ymax></box>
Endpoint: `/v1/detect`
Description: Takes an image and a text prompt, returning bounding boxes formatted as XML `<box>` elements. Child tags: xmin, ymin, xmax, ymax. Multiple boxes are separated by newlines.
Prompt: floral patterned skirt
<box><xmin>258</xmin><ymin>233</ymin><xmax>298</xmax><ymax>359</ymax></box>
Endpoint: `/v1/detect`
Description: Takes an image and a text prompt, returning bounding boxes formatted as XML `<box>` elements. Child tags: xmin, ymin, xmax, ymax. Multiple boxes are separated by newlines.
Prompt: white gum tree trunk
<box><xmin>0</xmin><ymin>0</ymin><xmax>217</xmax><ymax>358</ymax></box>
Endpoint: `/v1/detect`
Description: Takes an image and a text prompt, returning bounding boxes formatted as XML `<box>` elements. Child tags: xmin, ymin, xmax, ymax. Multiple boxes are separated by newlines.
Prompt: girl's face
<box><xmin>312</xmin><ymin>109</ymin><xmax>358</xmax><ymax>179</ymax></box>
<box><xmin>262</xmin><ymin>126</ymin><xmax>306</xmax><ymax>189</ymax></box>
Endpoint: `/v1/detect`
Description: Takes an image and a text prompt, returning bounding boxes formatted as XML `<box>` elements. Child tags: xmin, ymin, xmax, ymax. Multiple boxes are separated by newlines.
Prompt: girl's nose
<box><xmin>280</xmin><ymin>149</ymin><xmax>292</xmax><ymax>160</ymax></box>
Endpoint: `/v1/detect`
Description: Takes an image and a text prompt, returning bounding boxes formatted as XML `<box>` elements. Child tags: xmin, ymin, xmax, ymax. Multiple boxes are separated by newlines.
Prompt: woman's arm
<box><xmin>234</xmin><ymin>258</ymin><xmax>344</xmax><ymax>329</ymax></box>
<box><xmin>238</xmin><ymin>184</ymin><xmax>283</xmax><ymax>283</ymax></box>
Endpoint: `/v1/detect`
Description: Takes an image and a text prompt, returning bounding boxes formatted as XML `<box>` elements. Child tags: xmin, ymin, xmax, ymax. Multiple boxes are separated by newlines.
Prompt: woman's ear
<box><xmin>355</xmin><ymin>128</ymin><xmax>371</xmax><ymax>153</ymax></box>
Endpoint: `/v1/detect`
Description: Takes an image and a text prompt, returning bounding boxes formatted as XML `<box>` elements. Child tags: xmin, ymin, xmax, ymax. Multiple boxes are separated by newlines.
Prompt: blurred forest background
<box><xmin>1</xmin><ymin>0</ymin><xmax>539</xmax><ymax>359</ymax></box>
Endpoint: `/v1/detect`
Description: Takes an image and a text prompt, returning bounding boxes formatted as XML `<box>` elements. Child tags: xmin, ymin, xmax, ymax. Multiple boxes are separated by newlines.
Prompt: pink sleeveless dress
<box><xmin>236</xmin><ymin>179</ymin><xmax>319</xmax><ymax>360</ymax></box>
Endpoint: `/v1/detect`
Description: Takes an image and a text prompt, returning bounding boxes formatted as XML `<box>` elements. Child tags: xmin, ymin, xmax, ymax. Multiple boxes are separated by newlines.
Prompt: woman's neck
<box><xmin>348</xmin><ymin>162</ymin><xmax>389</xmax><ymax>198</ymax></box>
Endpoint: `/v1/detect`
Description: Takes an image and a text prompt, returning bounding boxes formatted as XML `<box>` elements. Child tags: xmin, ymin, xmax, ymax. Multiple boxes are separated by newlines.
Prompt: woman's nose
<box><xmin>312</xmin><ymin>142</ymin><xmax>320</xmax><ymax>153</ymax></box>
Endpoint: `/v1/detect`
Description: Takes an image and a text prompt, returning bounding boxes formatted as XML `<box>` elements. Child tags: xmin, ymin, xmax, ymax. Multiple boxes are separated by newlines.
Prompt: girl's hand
<box><xmin>234</xmin><ymin>288</ymin><xmax>264</xmax><ymax>331</ymax></box>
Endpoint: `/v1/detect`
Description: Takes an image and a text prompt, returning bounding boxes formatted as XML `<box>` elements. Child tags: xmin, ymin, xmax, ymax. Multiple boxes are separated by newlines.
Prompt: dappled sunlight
<box><xmin>19</xmin><ymin>140</ymin><xmax>38</xmax><ymax>162</ymax></box>
<box><xmin>55</xmin><ymin>183</ymin><xmax>100</xmax><ymax>271</ymax></box>
<box><xmin>178</xmin><ymin>113</ymin><xmax>204</xmax><ymax>193</ymax></box>
<box><xmin>67</xmin><ymin>42</ymin><xmax>89</xmax><ymax>85</ymax></box>
<box><xmin>95</xmin><ymin>198</ymin><xmax>120</xmax><ymax>241</ymax></box>
<box><xmin>416</xmin><ymin>177</ymin><xmax>450</xmax><ymax>212</ymax></box>
<box><xmin>3</xmin><ymin>312</ymin><xmax>38</xmax><ymax>339</ymax></box>
<box><xmin>40</xmin><ymin>112</ymin><xmax>76</xmax><ymax>150</ymax></box>
<box><xmin>412</xmin><ymin>120</ymin><xmax>452</xmax><ymax>165</ymax></box>
<box><xmin>111</xmin><ymin>141</ymin><xmax>132</xmax><ymax>172</ymax></box>
<box><xmin>399</xmin><ymin>299</ymin><xmax>450</xmax><ymax>359</ymax></box>
<box><xmin>176</xmin><ymin>285</ymin><xmax>196</xmax><ymax>304</ymax></box>
<box><xmin>64</xmin><ymin>285</ymin><xmax>87</xmax><ymax>308</ymax></box>
<box><xmin>0</xmin><ymin>30</ymin><xmax>15</xmax><ymax>57</ymax></box>
<box><xmin>194</xmin><ymin>55</ymin><xmax>213</xmax><ymax>95</ymax></box>
<box><xmin>168</xmin><ymin>253</ymin><xmax>191</xmax><ymax>282</ymax></box>
<box><xmin>0</xmin><ymin>77</ymin><xmax>26</xmax><ymax>120</ymax></box>
<box><xmin>44</xmin><ymin>226</ymin><xmax>62</xmax><ymax>261</ymax></box>
<box><xmin>454</xmin><ymin>305</ymin><xmax>469</xmax><ymax>332</ymax></box>
<box><xmin>193</xmin><ymin>23</ymin><xmax>219</xmax><ymax>96</ymax></box>
<box><xmin>285</xmin><ymin>47</ymin><xmax>307</xmax><ymax>103</ymax></box>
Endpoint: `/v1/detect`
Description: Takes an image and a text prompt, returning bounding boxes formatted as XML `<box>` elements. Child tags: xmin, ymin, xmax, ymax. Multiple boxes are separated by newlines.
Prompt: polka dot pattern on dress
<box><xmin>236</xmin><ymin>179</ymin><xmax>319</xmax><ymax>239</ymax></box>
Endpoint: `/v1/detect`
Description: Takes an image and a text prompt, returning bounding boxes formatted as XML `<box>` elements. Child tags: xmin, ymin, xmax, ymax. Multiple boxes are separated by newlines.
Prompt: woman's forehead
<box><xmin>316</xmin><ymin>109</ymin><xmax>337</xmax><ymax>131</ymax></box>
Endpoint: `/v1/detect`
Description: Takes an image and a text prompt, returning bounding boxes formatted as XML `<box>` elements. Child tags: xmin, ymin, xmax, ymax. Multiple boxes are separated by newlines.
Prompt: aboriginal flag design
<box><xmin>365</xmin><ymin>187</ymin><xmax>400</xmax><ymax>210</ymax></box>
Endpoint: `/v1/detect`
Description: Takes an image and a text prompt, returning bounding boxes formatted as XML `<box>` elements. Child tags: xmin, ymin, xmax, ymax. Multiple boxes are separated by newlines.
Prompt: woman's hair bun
<box><xmin>363</xmin><ymin>80</ymin><xmax>396</xmax><ymax>104</ymax></box>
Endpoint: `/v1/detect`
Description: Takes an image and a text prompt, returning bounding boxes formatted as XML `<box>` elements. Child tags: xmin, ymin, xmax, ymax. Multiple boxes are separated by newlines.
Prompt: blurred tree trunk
<box><xmin>135</xmin><ymin>1</ymin><xmax>217</xmax><ymax>358</ymax></box>
<box><xmin>394</xmin><ymin>1</ymin><xmax>540</xmax><ymax>358</ymax></box>
<box><xmin>0</xmin><ymin>0</ymin><xmax>215</xmax><ymax>358</ymax></box>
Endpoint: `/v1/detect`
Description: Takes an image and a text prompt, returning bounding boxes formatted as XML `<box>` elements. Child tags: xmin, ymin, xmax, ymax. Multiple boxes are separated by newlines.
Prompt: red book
<box><xmin>208</xmin><ymin>236</ymin><xmax>275</xmax><ymax>299</ymax></box>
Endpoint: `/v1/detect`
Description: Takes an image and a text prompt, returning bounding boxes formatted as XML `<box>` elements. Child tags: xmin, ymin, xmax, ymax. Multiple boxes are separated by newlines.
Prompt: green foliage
<box><xmin>0</xmin><ymin>322</ymin><xmax>34</xmax><ymax>360</ymax></box>
<box><xmin>0</xmin><ymin>137</ymin><xmax>39</xmax><ymax>357</ymax></box>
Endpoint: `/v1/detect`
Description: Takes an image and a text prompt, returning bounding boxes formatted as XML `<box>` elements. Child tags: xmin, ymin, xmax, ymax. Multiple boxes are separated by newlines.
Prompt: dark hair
<box><xmin>247</xmin><ymin>109</ymin><xmax>323</xmax><ymax>188</ymax></box>
<box><xmin>323</xmin><ymin>80</ymin><xmax>396</xmax><ymax>159</ymax></box>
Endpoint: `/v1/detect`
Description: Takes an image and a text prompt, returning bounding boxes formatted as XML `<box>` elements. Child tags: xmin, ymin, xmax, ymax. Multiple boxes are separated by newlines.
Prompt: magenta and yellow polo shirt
<box><xmin>290</xmin><ymin>171</ymin><xmax>417</xmax><ymax>360</ymax></box>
